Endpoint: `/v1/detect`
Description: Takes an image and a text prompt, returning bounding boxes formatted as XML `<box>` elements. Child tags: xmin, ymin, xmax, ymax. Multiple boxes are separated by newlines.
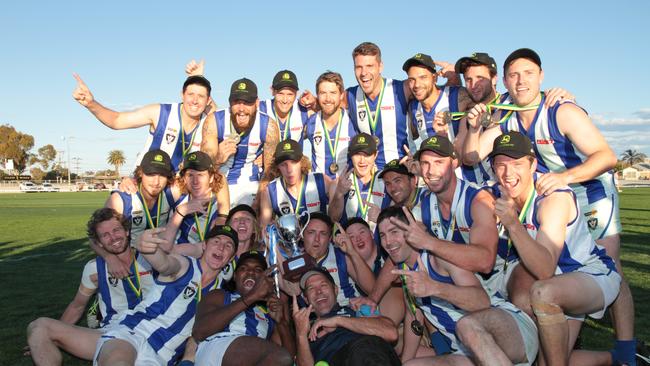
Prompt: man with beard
<box><xmin>73</xmin><ymin>74</ymin><xmax>212</xmax><ymax>173</ymax></box>
<box><xmin>378</xmin><ymin>206</ymin><xmax>538</xmax><ymax>365</ymax></box>
<box><xmin>303</xmin><ymin>71</ymin><xmax>357</xmax><ymax>179</ymax></box>
<box><xmin>192</xmin><ymin>251</ymin><xmax>294</xmax><ymax>366</ymax></box>
<box><xmin>379</xmin><ymin>159</ymin><xmax>421</xmax><ymax>209</ymax></box>
<box><xmin>346</xmin><ymin>42</ymin><xmax>459</xmax><ymax>169</ymax></box>
<box><xmin>464</xmin><ymin>48</ymin><xmax>635</xmax><ymax>366</ymax></box>
<box><xmin>293</xmin><ymin>266</ymin><xmax>400</xmax><ymax>366</ymax></box>
<box><xmin>93</xmin><ymin>225</ymin><xmax>237</xmax><ymax>365</ymax></box>
<box><xmin>202</xmin><ymin>78</ymin><xmax>280</xmax><ymax>207</ymax></box>
<box><xmin>91</xmin><ymin>150</ymin><xmax>175</xmax><ymax>279</ymax></box>
<box><xmin>403</xmin><ymin>53</ymin><xmax>493</xmax><ymax>185</ymax></box>
<box><xmin>490</xmin><ymin>131</ymin><xmax>621</xmax><ymax>366</ymax></box>
<box><xmin>26</xmin><ymin>208</ymin><xmax>154</xmax><ymax>365</ymax></box>
<box><xmin>259</xmin><ymin>70</ymin><xmax>310</xmax><ymax>143</ymax></box>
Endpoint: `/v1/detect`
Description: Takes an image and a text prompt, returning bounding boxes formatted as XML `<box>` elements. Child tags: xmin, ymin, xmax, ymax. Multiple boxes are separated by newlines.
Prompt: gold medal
<box><xmin>329</xmin><ymin>163</ymin><xmax>339</xmax><ymax>174</ymax></box>
<box><xmin>230</xmin><ymin>134</ymin><xmax>240</xmax><ymax>144</ymax></box>
<box><xmin>373</xmin><ymin>136</ymin><xmax>380</xmax><ymax>146</ymax></box>
<box><xmin>479</xmin><ymin>113</ymin><xmax>493</xmax><ymax>128</ymax></box>
<box><xmin>410</xmin><ymin>320</ymin><xmax>424</xmax><ymax>336</ymax></box>
<box><xmin>442</xmin><ymin>111</ymin><xmax>451</xmax><ymax>125</ymax></box>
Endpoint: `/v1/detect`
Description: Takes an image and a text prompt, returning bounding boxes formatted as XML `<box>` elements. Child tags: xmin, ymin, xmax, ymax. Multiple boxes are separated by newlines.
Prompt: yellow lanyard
<box><xmin>193</xmin><ymin>193</ymin><xmax>214</xmax><ymax>242</ymax></box>
<box><xmin>352</xmin><ymin>170</ymin><xmax>376</xmax><ymax>219</ymax></box>
<box><xmin>321</xmin><ymin>110</ymin><xmax>344</xmax><ymax>163</ymax></box>
<box><xmin>179</xmin><ymin>104</ymin><xmax>199</xmax><ymax>157</ymax></box>
<box><xmin>503</xmin><ymin>184</ymin><xmax>536</xmax><ymax>271</ymax></box>
<box><xmin>124</xmin><ymin>251</ymin><xmax>142</xmax><ymax>298</ymax></box>
<box><xmin>362</xmin><ymin>79</ymin><xmax>386</xmax><ymax>134</ymax></box>
<box><xmin>273</xmin><ymin>104</ymin><xmax>292</xmax><ymax>141</ymax></box>
<box><xmin>282</xmin><ymin>175</ymin><xmax>306</xmax><ymax>215</ymax></box>
<box><xmin>138</xmin><ymin>184</ymin><xmax>162</xmax><ymax>229</ymax></box>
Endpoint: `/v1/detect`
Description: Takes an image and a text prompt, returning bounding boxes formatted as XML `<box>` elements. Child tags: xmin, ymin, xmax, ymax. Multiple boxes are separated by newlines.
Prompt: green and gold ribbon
<box><xmin>193</xmin><ymin>193</ymin><xmax>214</xmax><ymax>242</ymax></box>
<box><xmin>362</xmin><ymin>79</ymin><xmax>386</xmax><ymax>134</ymax></box>
<box><xmin>138</xmin><ymin>184</ymin><xmax>163</xmax><ymax>229</ymax></box>
<box><xmin>322</xmin><ymin>111</ymin><xmax>344</xmax><ymax>166</ymax></box>
<box><xmin>503</xmin><ymin>184</ymin><xmax>536</xmax><ymax>271</ymax></box>
<box><xmin>352</xmin><ymin>170</ymin><xmax>376</xmax><ymax>219</ymax></box>
<box><xmin>125</xmin><ymin>251</ymin><xmax>142</xmax><ymax>299</ymax></box>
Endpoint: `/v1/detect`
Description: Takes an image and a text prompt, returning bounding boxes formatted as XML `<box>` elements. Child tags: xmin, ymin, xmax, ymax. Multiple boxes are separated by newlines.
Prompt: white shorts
<box><xmin>229</xmin><ymin>180</ymin><xmax>259</xmax><ymax>207</ymax></box>
<box><xmin>576</xmin><ymin>190</ymin><xmax>621</xmax><ymax>240</ymax></box>
<box><xmin>482</xmin><ymin>259</ymin><xmax>519</xmax><ymax>299</ymax></box>
<box><xmin>195</xmin><ymin>333</ymin><xmax>242</xmax><ymax>366</ymax></box>
<box><xmin>567</xmin><ymin>269</ymin><xmax>622</xmax><ymax>321</ymax></box>
<box><xmin>94</xmin><ymin>327</ymin><xmax>166</xmax><ymax>366</ymax></box>
<box><xmin>494</xmin><ymin>301</ymin><xmax>539</xmax><ymax>366</ymax></box>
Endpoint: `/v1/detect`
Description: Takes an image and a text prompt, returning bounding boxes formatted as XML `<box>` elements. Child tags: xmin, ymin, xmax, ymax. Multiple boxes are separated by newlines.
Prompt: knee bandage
<box><xmin>531</xmin><ymin>302</ymin><xmax>565</xmax><ymax>326</ymax></box>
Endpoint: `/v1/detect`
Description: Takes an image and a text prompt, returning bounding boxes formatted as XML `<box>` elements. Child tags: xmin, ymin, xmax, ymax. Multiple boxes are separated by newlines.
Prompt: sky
<box><xmin>2</xmin><ymin>0</ymin><xmax>649</xmax><ymax>174</ymax></box>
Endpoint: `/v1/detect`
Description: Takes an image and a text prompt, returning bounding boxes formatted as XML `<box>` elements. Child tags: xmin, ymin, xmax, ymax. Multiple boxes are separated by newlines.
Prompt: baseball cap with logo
<box><xmin>455</xmin><ymin>52</ymin><xmax>498</xmax><ymax>74</ymax></box>
<box><xmin>414</xmin><ymin>135</ymin><xmax>456</xmax><ymax>160</ymax></box>
<box><xmin>235</xmin><ymin>250</ymin><xmax>268</xmax><ymax>271</ymax></box>
<box><xmin>402</xmin><ymin>53</ymin><xmax>436</xmax><ymax>74</ymax></box>
<box><xmin>205</xmin><ymin>224</ymin><xmax>239</xmax><ymax>251</ymax></box>
<box><xmin>300</xmin><ymin>266</ymin><xmax>336</xmax><ymax>290</ymax></box>
<box><xmin>140</xmin><ymin>149</ymin><xmax>172</xmax><ymax>176</ymax></box>
<box><xmin>378</xmin><ymin>159</ymin><xmax>413</xmax><ymax>179</ymax></box>
<box><xmin>274</xmin><ymin>139</ymin><xmax>303</xmax><ymax>165</ymax></box>
<box><xmin>272</xmin><ymin>70</ymin><xmax>299</xmax><ymax>91</ymax></box>
<box><xmin>229</xmin><ymin>78</ymin><xmax>258</xmax><ymax>103</ymax></box>
<box><xmin>489</xmin><ymin>131</ymin><xmax>536</xmax><ymax>159</ymax></box>
<box><xmin>503</xmin><ymin>48</ymin><xmax>542</xmax><ymax>71</ymax></box>
<box><xmin>348</xmin><ymin>133</ymin><xmax>377</xmax><ymax>156</ymax></box>
<box><xmin>182</xmin><ymin>151</ymin><xmax>213</xmax><ymax>173</ymax></box>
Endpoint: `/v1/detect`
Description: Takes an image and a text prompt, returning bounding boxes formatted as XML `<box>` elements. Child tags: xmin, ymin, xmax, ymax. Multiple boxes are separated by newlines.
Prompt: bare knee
<box><xmin>456</xmin><ymin>315</ymin><xmax>482</xmax><ymax>346</ymax></box>
<box><xmin>530</xmin><ymin>280</ymin><xmax>561</xmax><ymax>306</ymax></box>
<box><xmin>27</xmin><ymin>317</ymin><xmax>52</xmax><ymax>341</ymax></box>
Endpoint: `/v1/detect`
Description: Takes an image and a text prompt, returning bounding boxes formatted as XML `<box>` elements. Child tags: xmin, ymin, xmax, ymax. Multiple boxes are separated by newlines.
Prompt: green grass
<box><xmin>1</xmin><ymin>189</ymin><xmax>648</xmax><ymax>365</ymax></box>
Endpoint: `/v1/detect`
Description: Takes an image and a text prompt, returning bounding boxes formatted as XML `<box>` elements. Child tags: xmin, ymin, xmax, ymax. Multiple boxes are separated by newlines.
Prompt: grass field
<box><xmin>1</xmin><ymin>190</ymin><xmax>648</xmax><ymax>365</ymax></box>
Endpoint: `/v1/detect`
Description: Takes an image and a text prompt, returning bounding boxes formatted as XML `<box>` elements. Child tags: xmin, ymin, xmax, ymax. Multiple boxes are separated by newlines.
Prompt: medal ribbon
<box><xmin>125</xmin><ymin>251</ymin><xmax>142</xmax><ymax>299</ymax></box>
<box><xmin>138</xmin><ymin>184</ymin><xmax>162</xmax><ymax>229</ymax></box>
<box><xmin>179</xmin><ymin>104</ymin><xmax>200</xmax><ymax>157</ymax></box>
<box><xmin>273</xmin><ymin>104</ymin><xmax>292</xmax><ymax>141</ymax></box>
<box><xmin>431</xmin><ymin>179</ymin><xmax>463</xmax><ymax>242</ymax></box>
<box><xmin>282</xmin><ymin>175</ymin><xmax>306</xmax><ymax>215</ymax></box>
<box><xmin>362</xmin><ymin>79</ymin><xmax>386</xmax><ymax>134</ymax></box>
<box><xmin>352</xmin><ymin>170</ymin><xmax>376</xmax><ymax>219</ymax></box>
<box><xmin>503</xmin><ymin>183</ymin><xmax>536</xmax><ymax>270</ymax></box>
<box><xmin>399</xmin><ymin>262</ymin><xmax>419</xmax><ymax>317</ymax></box>
<box><xmin>445</xmin><ymin>92</ymin><xmax>539</xmax><ymax>124</ymax></box>
<box><xmin>193</xmin><ymin>193</ymin><xmax>214</xmax><ymax>242</ymax></box>
<box><xmin>321</xmin><ymin>110</ymin><xmax>344</xmax><ymax>167</ymax></box>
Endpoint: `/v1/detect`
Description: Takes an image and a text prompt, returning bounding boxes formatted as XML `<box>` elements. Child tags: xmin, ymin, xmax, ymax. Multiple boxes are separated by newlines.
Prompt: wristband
<box><xmin>175</xmin><ymin>206</ymin><xmax>185</xmax><ymax>218</ymax></box>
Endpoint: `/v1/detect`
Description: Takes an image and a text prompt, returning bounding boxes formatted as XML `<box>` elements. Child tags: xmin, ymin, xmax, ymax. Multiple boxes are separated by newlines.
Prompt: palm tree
<box><xmin>107</xmin><ymin>150</ymin><xmax>126</xmax><ymax>177</ymax></box>
<box><xmin>619</xmin><ymin>149</ymin><xmax>647</xmax><ymax>167</ymax></box>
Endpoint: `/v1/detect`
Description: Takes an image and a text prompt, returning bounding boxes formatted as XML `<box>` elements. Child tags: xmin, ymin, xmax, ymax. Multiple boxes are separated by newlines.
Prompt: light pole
<box><xmin>61</xmin><ymin>136</ymin><xmax>75</xmax><ymax>191</ymax></box>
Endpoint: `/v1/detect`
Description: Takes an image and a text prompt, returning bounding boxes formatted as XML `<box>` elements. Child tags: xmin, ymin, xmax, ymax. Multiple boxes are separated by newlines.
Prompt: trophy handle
<box><xmin>298</xmin><ymin>210</ymin><xmax>311</xmax><ymax>237</ymax></box>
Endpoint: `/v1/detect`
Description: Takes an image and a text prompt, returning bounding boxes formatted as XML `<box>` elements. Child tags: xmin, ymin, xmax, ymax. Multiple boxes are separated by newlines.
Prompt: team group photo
<box><xmin>1</xmin><ymin>2</ymin><xmax>649</xmax><ymax>366</ymax></box>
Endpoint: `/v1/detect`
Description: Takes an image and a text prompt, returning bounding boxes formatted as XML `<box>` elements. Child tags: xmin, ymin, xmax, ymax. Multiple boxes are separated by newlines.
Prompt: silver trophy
<box><xmin>275</xmin><ymin>211</ymin><xmax>316</xmax><ymax>282</ymax></box>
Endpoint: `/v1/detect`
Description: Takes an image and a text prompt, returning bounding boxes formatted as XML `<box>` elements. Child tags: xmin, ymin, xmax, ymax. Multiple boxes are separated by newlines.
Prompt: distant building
<box><xmin>623</xmin><ymin>163</ymin><xmax>650</xmax><ymax>180</ymax></box>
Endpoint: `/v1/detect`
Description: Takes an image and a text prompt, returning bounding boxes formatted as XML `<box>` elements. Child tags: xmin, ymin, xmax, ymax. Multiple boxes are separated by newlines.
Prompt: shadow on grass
<box><xmin>0</xmin><ymin>237</ymin><xmax>91</xmax><ymax>261</ymax></box>
<box><xmin>1</xmin><ymin>238</ymin><xmax>95</xmax><ymax>366</ymax></box>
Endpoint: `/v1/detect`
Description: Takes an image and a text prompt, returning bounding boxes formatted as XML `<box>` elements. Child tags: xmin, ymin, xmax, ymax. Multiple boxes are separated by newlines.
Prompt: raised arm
<box><xmin>72</xmin><ymin>73</ymin><xmax>160</xmax><ymax>130</ymax></box>
<box><xmin>137</xmin><ymin>227</ymin><xmax>186</xmax><ymax>278</ymax></box>
<box><xmin>536</xmin><ymin>103</ymin><xmax>617</xmax><ymax>196</ymax></box>
<box><xmin>261</xmin><ymin>119</ymin><xmax>280</xmax><ymax>182</ymax></box>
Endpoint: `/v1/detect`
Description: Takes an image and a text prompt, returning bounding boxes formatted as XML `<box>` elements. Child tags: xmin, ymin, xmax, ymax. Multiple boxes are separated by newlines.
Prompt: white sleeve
<box><xmin>80</xmin><ymin>259</ymin><xmax>98</xmax><ymax>291</ymax></box>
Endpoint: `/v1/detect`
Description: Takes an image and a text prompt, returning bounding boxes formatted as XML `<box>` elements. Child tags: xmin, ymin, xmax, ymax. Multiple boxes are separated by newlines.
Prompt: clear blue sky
<box><xmin>2</xmin><ymin>0</ymin><xmax>649</xmax><ymax>174</ymax></box>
